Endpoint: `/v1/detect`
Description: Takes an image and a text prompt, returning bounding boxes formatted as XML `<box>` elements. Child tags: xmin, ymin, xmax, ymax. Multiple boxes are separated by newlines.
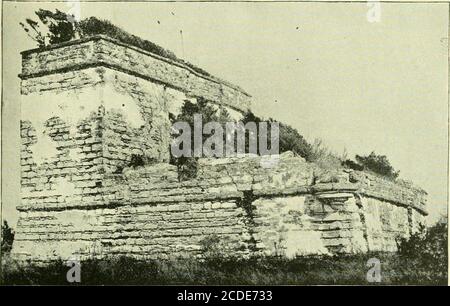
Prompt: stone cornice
<box><xmin>20</xmin><ymin>35</ymin><xmax>250</xmax><ymax>96</ymax></box>
<box><xmin>19</xmin><ymin>35</ymin><xmax>251</xmax><ymax>112</ymax></box>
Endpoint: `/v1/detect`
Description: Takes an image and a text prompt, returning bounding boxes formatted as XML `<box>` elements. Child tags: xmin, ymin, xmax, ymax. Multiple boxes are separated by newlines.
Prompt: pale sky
<box><xmin>1</xmin><ymin>2</ymin><xmax>448</xmax><ymax>225</ymax></box>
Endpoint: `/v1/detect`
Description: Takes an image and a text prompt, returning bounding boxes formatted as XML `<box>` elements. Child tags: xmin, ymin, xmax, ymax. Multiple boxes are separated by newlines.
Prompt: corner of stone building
<box><xmin>12</xmin><ymin>35</ymin><xmax>430</xmax><ymax>262</ymax></box>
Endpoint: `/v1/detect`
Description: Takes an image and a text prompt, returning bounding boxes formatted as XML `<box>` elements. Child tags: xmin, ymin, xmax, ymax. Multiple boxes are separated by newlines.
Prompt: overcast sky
<box><xmin>2</xmin><ymin>2</ymin><xmax>448</xmax><ymax>225</ymax></box>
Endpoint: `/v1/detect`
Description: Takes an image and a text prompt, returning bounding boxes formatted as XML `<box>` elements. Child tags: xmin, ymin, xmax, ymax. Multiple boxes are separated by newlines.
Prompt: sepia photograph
<box><xmin>0</xmin><ymin>0</ymin><xmax>448</xmax><ymax>288</ymax></box>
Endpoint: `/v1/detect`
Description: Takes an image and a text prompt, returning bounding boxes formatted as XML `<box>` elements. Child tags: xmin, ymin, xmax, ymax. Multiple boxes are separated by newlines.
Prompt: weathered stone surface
<box><xmin>13</xmin><ymin>150</ymin><xmax>427</xmax><ymax>261</ymax></box>
<box><xmin>20</xmin><ymin>35</ymin><xmax>251</xmax><ymax>112</ymax></box>
<box><xmin>12</xmin><ymin>37</ymin><xmax>427</xmax><ymax>262</ymax></box>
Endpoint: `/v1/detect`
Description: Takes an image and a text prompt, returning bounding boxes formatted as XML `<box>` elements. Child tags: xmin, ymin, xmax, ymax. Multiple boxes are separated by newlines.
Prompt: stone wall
<box><xmin>19</xmin><ymin>65</ymin><xmax>172</xmax><ymax>210</ymax></box>
<box><xmin>12</xmin><ymin>36</ymin><xmax>427</xmax><ymax>262</ymax></box>
<box><xmin>20</xmin><ymin>35</ymin><xmax>251</xmax><ymax>113</ymax></box>
<box><xmin>13</xmin><ymin>152</ymin><xmax>427</xmax><ymax>261</ymax></box>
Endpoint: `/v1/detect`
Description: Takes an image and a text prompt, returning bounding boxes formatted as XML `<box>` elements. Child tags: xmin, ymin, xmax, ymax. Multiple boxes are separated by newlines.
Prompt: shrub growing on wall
<box><xmin>20</xmin><ymin>10</ymin><xmax>215</xmax><ymax>79</ymax></box>
<box><xmin>395</xmin><ymin>218</ymin><xmax>448</xmax><ymax>284</ymax></box>
<box><xmin>308</xmin><ymin>138</ymin><xmax>344</xmax><ymax>169</ymax></box>
<box><xmin>355</xmin><ymin>151</ymin><xmax>400</xmax><ymax>179</ymax></box>
<box><xmin>342</xmin><ymin>159</ymin><xmax>364</xmax><ymax>171</ymax></box>
<box><xmin>242</xmin><ymin>111</ymin><xmax>314</xmax><ymax>161</ymax></box>
<box><xmin>170</xmin><ymin>98</ymin><xmax>232</xmax><ymax>180</ymax></box>
<box><xmin>275</xmin><ymin>121</ymin><xmax>314</xmax><ymax>161</ymax></box>
<box><xmin>1</xmin><ymin>221</ymin><xmax>15</xmax><ymax>254</ymax></box>
<box><xmin>20</xmin><ymin>9</ymin><xmax>81</xmax><ymax>47</ymax></box>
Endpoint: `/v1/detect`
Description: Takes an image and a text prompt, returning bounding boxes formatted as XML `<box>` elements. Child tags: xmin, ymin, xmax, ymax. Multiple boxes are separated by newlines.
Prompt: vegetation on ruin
<box><xmin>341</xmin><ymin>152</ymin><xmax>401</xmax><ymax>180</ymax></box>
<box><xmin>168</xmin><ymin>98</ymin><xmax>401</xmax><ymax>181</ymax></box>
<box><xmin>395</xmin><ymin>217</ymin><xmax>448</xmax><ymax>283</ymax></box>
<box><xmin>1</xmin><ymin>221</ymin><xmax>15</xmax><ymax>254</ymax></box>
<box><xmin>243</xmin><ymin>113</ymin><xmax>315</xmax><ymax>161</ymax></box>
<box><xmin>21</xmin><ymin>9</ymin><xmax>401</xmax><ymax>181</ymax></box>
<box><xmin>20</xmin><ymin>9</ymin><xmax>219</xmax><ymax>80</ymax></box>
<box><xmin>243</xmin><ymin>110</ymin><xmax>400</xmax><ymax>179</ymax></box>
<box><xmin>355</xmin><ymin>152</ymin><xmax>400</xmax><ymax>179</ymax></box>
<box><xmin>169</xmin><ymin>98</ymin><xmax>232</xmax><ymax>181</ymax></box>
<box><xmin>1</xmin><ymin>219</ymin><xmax>447</xmax><ymax>285</ymax></box>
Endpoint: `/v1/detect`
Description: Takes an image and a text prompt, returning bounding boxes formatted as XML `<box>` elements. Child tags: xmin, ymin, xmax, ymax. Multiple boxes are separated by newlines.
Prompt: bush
<box><xmin>242</xmin><ymin>111</ymin><xmax>314</xmax><ymax>161</ymax></box>
<box><xmin>309</xmin><ymin>138</ymin><xmax>344</xmax><ymax>169</ymax></box>
<box><xmin>171</xmin><ymin>104</ymin><xmax>314</xmax><ymax>161</ymax></box>
<box><xmin>355</xmin><ymin>151</ymin><xmax>400</xmax><ymax>179</ymax></box>
<box><xmin>169</xmin><ymin>98</ymin><xmax>231</xmax><ymax>181</ymax></box>
<box><xmin>20</xmin><ymin>9</ymin><xmax>77</xmax><ymax>47</ymax></box>
<box><xmin>277</xmin><ymin>122</ymin><xmax>314</xmax><ymax>161</ymax></box>
<box><xmin>77</xmin><ymin>17</ymin><xmax>178</xmax><ymax>64</ymax></box>
<box><xmin>240</xmin><ymin>114</ymin><xmax>400</xmax><ymax>179</ymax></box>
<box><xmin>126</xmin><ymin>154</ymin><xmax>146</xmax><ymax>169</ymax></box>
<box><xmin>342</xmin><ymin>159</ymin><xmax>364</xmax><ymax>171</ymax></box>
<box><xmin>170</xmin><ymin>155</ymin><xmax>199</xmax><ymax>181</ymax></box>
<box><xmin>1</xmin><ymin>221</ymin><xmax>15</xmax><ymax>254</ymax></box>
<box><xmin>394</xmin><ymin>219</ymin><xmax>447</xmax><ymax>285</ymax></box>
<box><xmin>199</xmin><ymin>235</ymin><xmax>227</xmax><ymax>259</ymax></box>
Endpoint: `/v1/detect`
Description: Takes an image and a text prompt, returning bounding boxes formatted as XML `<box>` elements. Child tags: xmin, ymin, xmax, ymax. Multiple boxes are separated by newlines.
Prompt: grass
<box><xmin>1</xmin><ymin>217</ymin><xmax>447</xmax><ymax>286</ymax></box>
<box><xmin>0</xmin><ymin>252</ymin><xmax>446</xmax><ymax>286</ymax></box>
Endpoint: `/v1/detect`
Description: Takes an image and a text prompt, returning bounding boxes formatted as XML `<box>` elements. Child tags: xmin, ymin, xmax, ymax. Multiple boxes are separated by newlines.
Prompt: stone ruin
<box><xmin>11</xmin><ymin>34</ymin><xmax>427</xmax><ymax>262</ymax></box>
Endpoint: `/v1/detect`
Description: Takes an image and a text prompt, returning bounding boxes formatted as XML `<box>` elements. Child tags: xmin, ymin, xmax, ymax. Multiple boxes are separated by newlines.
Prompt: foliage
<box><xmin>128</xmin><ymin>154</ymin><xmax>146</xmax><ymax>168</ymax></box>
<box><xmin>1</xmin><ymin>221</ymin><xmax>15</xmax><ymax>254</ymax></box>
<box><xmin>20</xmin><ymin>19</ymin><xmax>47</xmax><ymax>47</ymax></box>
<box><xmin>241</xmin><ymin>111</ymin><xmax>314</xmax><ymax>160</ymax></box>
<box><xmin>20</xmin><ymin>10</ymin><xmax>214</xmax><ymax>79</ymax></box>
<box><xmin>2</xmin><ymin>220</ymin><xmax>446</xmax><ymax>285</ymax></box>
<box><xmin>395</xmin><ymin>219</ymin><xmax>447</xmax><ymax>285</ymax></box>
<box><xmin>172</xmin><ymin>104</ymin><xmax>398</xmax><ymax>180</ymax></box>
<box><xmin>309</xmin><ymin>138</ymin><xmax>343</xmax><ymax>169</ymax></box>
<box><xmin>354</xmin><ymin>151</ymin><xmax>400</xmax><ymax>179</ymax></box>
<box><xmin>276</xmin><ymin>121</ymin><xmax>314</xmax><ymax>161</ymax></box>
<box><xmin>342</xmin><ymin>159</ymin><xmax>364</xmax><ymax>171</ymax></box>
<box><xmin>174</xmin><ymin>98</ymin><xmax>230</xmax><ymax>126</ymax></box>
<box><xmin>20</xmin><ymin>9</ymin><xmax>78</xmax><ymax>47</ymax></box>
<box><xmin>240</xmin><ymin>111</ymin><xmax>262</xmax><ymax>154</ymax></box>
<box><xmin>199</xmin><ymin>235</ymin><xmax>225</xmax><ymax>259</ymax></box>
<box><xmin>169</xmin><ymin>98</ymin><xmax>232</xmax><ymax>181</ymax></box>
<box><xmin>77</xmin><ymin>17</ymin><xmax>178</xmax><ymax>63</ymax></box>
<box><xmin>21</xmin><ymin>11</ymin><xmax>404</xmax><ymax>181</ymax></box>
<box><xmin>170</xmin><ymin>155</ymin><xmax>199</xmax><ymax>182</ymax></box>
<box><xmin>2</xmin><ymin>250</ymin><xmax>447</xmax><ymax>285</ymax></box>
<box><xmin>241</xmin><ymin>112</ymin><xmax>341</xmax><ymax>166</ymax></box>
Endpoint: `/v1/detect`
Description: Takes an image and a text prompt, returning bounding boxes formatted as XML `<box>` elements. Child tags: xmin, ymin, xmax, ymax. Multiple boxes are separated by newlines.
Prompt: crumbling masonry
<box><xmin>12</xmin><ymin>35</ymin><xmax>427</xmax><ymax>261</ymax></box>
